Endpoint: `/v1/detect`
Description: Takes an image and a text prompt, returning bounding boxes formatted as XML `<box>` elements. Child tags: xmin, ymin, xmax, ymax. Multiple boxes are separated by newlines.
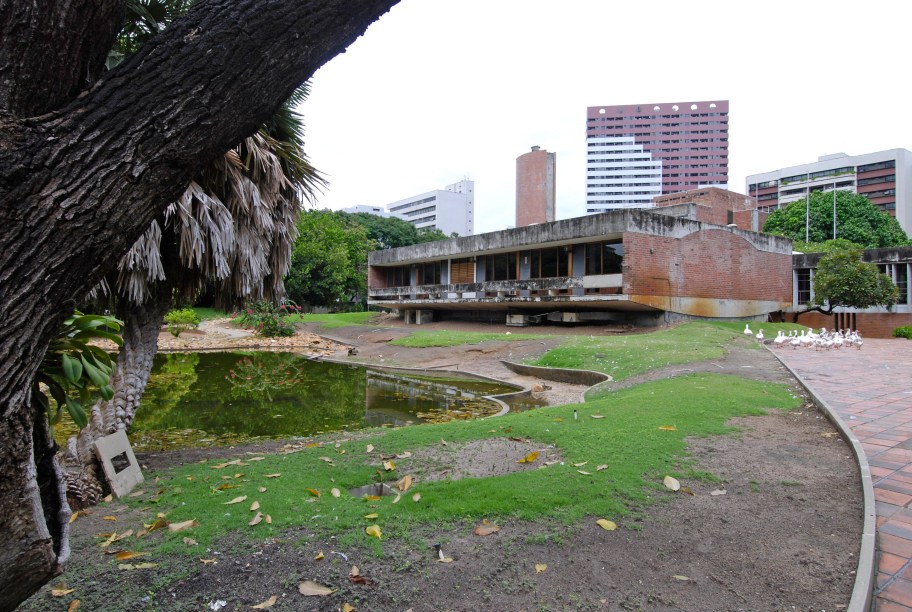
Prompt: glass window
<box><xmin>484</xmin><ymin>253</ymin><xmax>517</xmax><ymax>281</ymax></box>
<box><xmin>585</xmin><ymin>241</ymin><xmax>624</xmax><ymax>275</ymax></box>
<box><xmin>796</xmin><ymin>269</ymin><xmax>812</xmax><ymax>305</ymax></box>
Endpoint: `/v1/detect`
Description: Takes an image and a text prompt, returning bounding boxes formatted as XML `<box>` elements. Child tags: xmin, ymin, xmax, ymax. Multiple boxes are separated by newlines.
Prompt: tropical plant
<box><xmin>237</xmin><ymin>301</ymin><xmax>299</xmax><ymax>337</ymax></box>
<box><xmin>893</xmin><ymin>326</ymin><xmax>912</xmax><ymax>340</ymax></box>
<box><xmin>163</xmin><ymin>307</ymin><xmax>200</xmax><ymax>337</ymax></box>
<box><xmin>35</xmin><ymin>312</ymin><xmax>123</xmax><ymax>429</ymax></box>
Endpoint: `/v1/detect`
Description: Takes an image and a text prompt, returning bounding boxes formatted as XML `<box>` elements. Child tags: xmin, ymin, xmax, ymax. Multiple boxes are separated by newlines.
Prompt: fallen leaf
<box><xmin>199</xmin><ymin>558</ymin><xmax>217</xmax><ymax>564</ymax></box>
<box><xmin>247</xmin><ymin>456</ymin><xmax>266</xmax><ymax>461</ymax></box>
<box><xmin>264</xmin><ymin>473</ymin><xmax>281</xmax><ymax>478</ymax></box>
<box><xmin>473</xmin><ymin>522</ymin><xmax>501</xmax><ymax>536</ymax></box>
<box><xmin>710</xmin><ymin>489</ymin><xmax>727</xmax><ymax>496</ymax></box>
<box><xmin>249</xmin><ymin>512</ymin><xmax>263</xmax><ymax>526</ymax></box>
<box><xmin>535</xmin><ymin>563</ymin><xmax>547</xmax><ymax>573</ymax></box>
<box><xmin>364</xmin><ymin>513</ymin><xmax>379</xmax><ymax>520</ymax></box>
<box><xmin>307</xmin><ymin>488</ymin><xmax>321</xmax><ymax>497</ymax></box>
<box><xmin>331</xmin><ymin>488</ymin><xmax>341</xmax><ymax>498</ymax></box>
<box><xmin>211</xmin><ymin>459</ymin><xmax>246</xmax><ymax>469</ymax></box>
<box><xmin>224</xmin><ymin>496</ymin><xmax>248</xmax><ymax>505</ymax></box>
<box><xmin>396</xmin><ymin>451</ymin><xmax>412</xmax><ymax>459</ymax></box>
<box><xmin>146</xmin><ymin>517</ymin><xmax>168</xmax><ymax>532</ymax></box>
<box><xmin>383</xmin><ymin>460</ymin><xmax>395</xmax><ymax>471</ymax></box>
<box><xmin>114</xmin><ymin>551</ymin><xmax>149</xmax><ymax>561</ymax></box>
<box><xmin>68</xmin><ymin>600</ymin><xmax>80</xmax><ymax>611</ymax></box>
<box><xmin>342</xmin><ymin>604</ymin><xmax>355</xmax><ymax>612</ymax></box>
<box><xmin>821</xmin><ymin>431</ymin><xmax>840</xmax><ymax>438</ymax></box>
<box><xmin>412</xmin><ymin>492</ymin><xmax>421</xmax><ymax>502</ymax></box>
<box><xmin>213</xmin><ymin>483</ymin><xmax>238</xmax><ymax>492</ymax></box>
<box><xmin>69</xmin><ymin>512</ymin><xmax>80</xmax><ymax>524</ymax></box>
<box><xmin>103</xmin><ymin>494</ymin><xmax>113</xmax><ymax>503</ymax></box>
<box><xmin>366</xmin><ymin>444</ymin><xmax>374</xmax><ymax>453</ymax></box>
<box><xmin>118</xmin><ymin>562</ymin><xmax>158</xmax><ymax>570</ymax></box>
<box><xmin>440</xmin><ymin>439</ymin><xmax>448</xmax><ymax>446</ymax></box>
<box><xmin>680</xmin><ymin>486</ymin><xmax>695</xmax><ymax>496</ymax></box>
<box><xmin>577</xmin><ymin>470</ymin><xmax>592</xmax><ymax>475</ymax></box>
<box><xmin>396</xmin><ymin>474</ymin><xmax>412</xmax><ymax>492</ymax></box>
<box><xmin>266</xmin><ymin>515</ymin><xmax>272</xmax><ymax>524</ymax></box>
<box><xmin>590</xmin><ymin>414</ymin><xmax>605</xmax><ymax>419</ymax></box>
<box><xmin>364</xmin><ymin>495</ymin><xmax>380</xmax><ymax>501</ymax></box>
<box><xmin>663</xmin><ymin>475</ymin><xmax>681</xmax><ymax>492</ymax></box>
<box><xmin>672</xmin><ymin>575</ymin><xmax>690</xmax><ymax>581</ymax></box>
<box><xmin>319</xmin><ymin>457</ymin><xmax>334</xmax><ymax>464</ymax></box>
<box><xmin>168</xmin><ymin>520</ymin><xmax>199</xmax><ymax>533</ymax></box>
<box><xmin>596</xmin><ymin>519</ymin><xmax>617</xmax><ymax>531</ymax></box>
<box><xmin>102</xmin><ymin>516</ymin><xmax>117</xmax><ymax>521</ymax></box>
<box><xmin>437</xmin><ymin>557</ymin><xmax>454</xmax><ymax>563</ymax></box>
<box><xmin>658</xmin><ymin>425</ymin><xmax>678</xmax><ymax>431</ymax></box>
<box><xmin>392</xmin><ymin>493</ymin><xmax>401</xmax><ymax>504</ymax></box>
<box><xmin>350</xmin><ymin>565</ymin><xmax>360</xmax><ymax>577</ymax></box>
<box><xmin>518</xmin><ymin>451</ymin><xmax>539</xmax><ymax>464</ymax></box>
<box><xmin>258</xmin><ymin>487</ymin><xmax>267</xmax><ymax>493</ymax></box>
<box><xmin>251</xmin><ymin>595</ymin><xmax>277</xmax><ymax>609</ymax></box>
<box><xmin>298</xmin><ymin>580</ymin><xmax>335</xmax><ymax>596</ymax></box>
<box><xmin>365</xmin><ymin>524</ymin><xmax>382</xmax><ymax>539</ymax></box>
<box><xmin>51</xmin><ymin>587</ymin><xmax>75</xmax><ymax>597</ymax></box>
<box><xmin>596</xmin><ymin>464</ymin><xmax>608</xmax><ymax>471</ymax></box>
<box><xmin>572</xmin><ymin>461</ymin><xmax>588</xmax><ymax>467</ymax></box>
<box><xmin>250</xmin><ymin>501</ymin><xmax>260</xmax><ymax>511</ymax></box>
<box><xmin>183</xmin><ymin>537</ymin><xmax>198</xmax><ymax>546</ymax></box>
<box><xmin>314</xmin><ymin>551</ymin><xmax>324</xmax><ymax>561</ymax></box>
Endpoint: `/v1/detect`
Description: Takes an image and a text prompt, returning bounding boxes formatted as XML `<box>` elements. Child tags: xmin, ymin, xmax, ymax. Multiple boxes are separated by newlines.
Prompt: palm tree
<box><xmin>59</xmin><ymin>1</ymin><xmax>326</xmax><ymax>507</ymax></box>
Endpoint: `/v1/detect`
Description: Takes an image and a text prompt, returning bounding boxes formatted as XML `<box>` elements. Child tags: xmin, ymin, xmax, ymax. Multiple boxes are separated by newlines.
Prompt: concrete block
<box><xmin>93</xmin><ymin>430</ymin><xmax>144</xmax><ymax>498</ymax></box>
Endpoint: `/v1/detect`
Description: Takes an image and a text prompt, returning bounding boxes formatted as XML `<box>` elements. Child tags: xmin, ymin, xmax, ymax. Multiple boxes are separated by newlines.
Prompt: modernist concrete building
<box><xmin>386</xmin><ymin>179</ymin><xmax>475</xmax><ymax>237</ymax></box>
<box><xmin>341</xmin><ymin>205</ymin><xmax>389</xmax><ymax>216</ymax></box>
<box><xmin>746</xmin><ymin>149</ymin><xmax>912</xmax><ymax>235</ymax></box>
<box><xmin>585</xmin><ymin>100</ymin><xmax>729</xmax><ymax>213</ymax></box>
<box><xmin>516</xmin><ymin>146</ymin><xmax>556</xmax><ymax>227</ymax></box>
<box><xmin>367</xmin><ymin>209</ymin><xmax>792</xmax><ymax>326</ymax></box>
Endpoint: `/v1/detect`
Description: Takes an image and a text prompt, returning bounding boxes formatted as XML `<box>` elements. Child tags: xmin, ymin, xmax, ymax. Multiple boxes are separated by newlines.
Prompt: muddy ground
<box><xmin>22</xmin><ymin>317</ymin><xmax>863</xmax><ymax>611</ymax></box>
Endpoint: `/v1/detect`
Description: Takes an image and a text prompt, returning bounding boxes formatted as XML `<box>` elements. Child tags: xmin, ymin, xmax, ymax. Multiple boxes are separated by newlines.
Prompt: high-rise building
<box><xmin>341</xmin><ymin>205</ymin><xmax>389</xmax><ymax>217</ymax></box>
<box><xmin>386</xmin><ymin>179</ymin><xmax>474</xmax><ymax>236</ymax></box>
<box><xmin>746</xmin><ymin>149</ymin><xmax>912</xmax><ymax>235</ymax></box>
<box><xmin>516</xmin><ymin>146</ymin><xmax>556</xmax><ymax>227</ymax></box>
<box><xmin>585</xmin><ymin>100</ymin><xmax>729</xmax><ymax>213</ymax></box>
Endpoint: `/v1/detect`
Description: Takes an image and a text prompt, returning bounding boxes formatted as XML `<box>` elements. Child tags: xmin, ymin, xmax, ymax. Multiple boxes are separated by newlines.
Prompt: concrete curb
<box><xmin>769</xmin><ymin>348</ymin><xmax>876</xmax><ymax>612</ymax></box>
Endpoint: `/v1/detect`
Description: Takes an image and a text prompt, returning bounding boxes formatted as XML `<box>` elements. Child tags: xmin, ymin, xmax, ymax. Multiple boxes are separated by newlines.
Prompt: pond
<box><xmin>118</xmin><ymin>351</ymin><xmax>545</xmax><ymax>450</ymax></box>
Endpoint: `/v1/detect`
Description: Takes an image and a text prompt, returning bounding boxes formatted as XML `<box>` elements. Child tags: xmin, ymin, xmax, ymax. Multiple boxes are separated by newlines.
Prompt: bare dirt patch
<box><xmin>21</xmin><ymin>320</ymin><xmax>864</xmax><ymax>611</ymax></box>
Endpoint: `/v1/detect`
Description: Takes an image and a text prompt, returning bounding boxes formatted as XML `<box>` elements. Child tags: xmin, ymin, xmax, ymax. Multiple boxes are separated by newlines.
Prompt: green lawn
<box><xmin>389</xmin><ymin>330</ymin><xmax>553</xmax><ymax>348</ymax></box>
<box><xmin>296</xmin><ymin>312</ymin><xmax>379</xmax><ymax>328</ymax></box>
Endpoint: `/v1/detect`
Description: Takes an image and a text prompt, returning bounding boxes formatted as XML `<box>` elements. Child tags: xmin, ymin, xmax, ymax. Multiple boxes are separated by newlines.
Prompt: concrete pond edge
<box><xmin>768</xmin><ymin>347</ymin><xmax>876</xmax><ymax>612</ymax></box>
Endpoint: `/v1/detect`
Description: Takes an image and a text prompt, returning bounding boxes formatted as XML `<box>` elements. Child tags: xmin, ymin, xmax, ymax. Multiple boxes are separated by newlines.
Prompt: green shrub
<box><xmin>893</xmin><ymin>325</ymin><xmax>912</xmax><ymax>340</ymax></box>
<box><xmin>164</xmin><ymin>308</ymin><xmax>201</xmax><ymax>337</ymax></box>
<box><xmin>236</xmin><ymin>301</ymin><xmax>297</xmax><ymax>337</ymax></box>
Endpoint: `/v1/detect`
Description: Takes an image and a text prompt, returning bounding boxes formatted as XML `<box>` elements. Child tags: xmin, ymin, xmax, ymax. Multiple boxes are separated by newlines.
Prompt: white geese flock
<box><xmin>766</xmin><ymin>327</ymin><xmax>863</xmax><ymax>351</ymax></box>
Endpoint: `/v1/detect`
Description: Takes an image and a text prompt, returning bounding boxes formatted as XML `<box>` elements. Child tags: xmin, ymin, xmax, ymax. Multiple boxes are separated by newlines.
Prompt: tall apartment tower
<box><xmin>585</xmin><ymin>100</ymin><xmax>729</xmax><ymax>213</ymax></box>
<box><xmin>516</xmin><ymin>146</ymin><xmax>556</xmax><ymax>227</ymax></box>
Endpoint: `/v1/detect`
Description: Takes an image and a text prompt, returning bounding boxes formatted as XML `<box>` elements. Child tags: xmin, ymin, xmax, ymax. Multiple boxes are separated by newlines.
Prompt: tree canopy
<box><xmin>762</xmin><ymin>191</ymin><xmax>910</xmax><ymax>249</ymax></box>
<box><xmin>346</xmin><ymin>212</ymin><xmax>449</xmax><ymax>249</ymax></box>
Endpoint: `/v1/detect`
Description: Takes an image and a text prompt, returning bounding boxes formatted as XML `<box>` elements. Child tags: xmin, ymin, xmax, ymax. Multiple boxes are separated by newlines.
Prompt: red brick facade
<box><xmin>623</xmin><ymin>229</ymin><xmax>792</xmax><ymax>303</ymax></box>
<box><xmin>653</xmin><ymin>187</ymin><xmax>761</xmax><ymax>232</ymax></box>
<box><xmin>773</xmin><ymin>311</ymin><xmax>912</xmax><ymax>339</ymax></box>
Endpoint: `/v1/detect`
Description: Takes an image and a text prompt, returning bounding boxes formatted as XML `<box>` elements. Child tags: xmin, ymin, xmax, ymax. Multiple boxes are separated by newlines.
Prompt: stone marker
<box><xmin>92</xmin><ymin>430</ymin><xmax>144</xmax><ymax>498</ymax></box>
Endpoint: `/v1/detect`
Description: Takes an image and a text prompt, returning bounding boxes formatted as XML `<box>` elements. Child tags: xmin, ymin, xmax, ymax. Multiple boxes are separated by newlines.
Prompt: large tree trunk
<box><xmin>0</xmin><ymin>1</ymin><xmax>399</xmax><ymax>608</ymax></box>
<box><xmin>61</xmin><ymin>296</ymin><xmax>172</xmax><ymax>509</ymax></box>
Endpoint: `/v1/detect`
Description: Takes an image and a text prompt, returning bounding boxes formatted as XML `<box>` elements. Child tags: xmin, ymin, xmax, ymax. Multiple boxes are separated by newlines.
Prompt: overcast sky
<box><xmin>300</xmin><ymin>0</ymin><xmax>912</xmax><ymax>234</ymax></box>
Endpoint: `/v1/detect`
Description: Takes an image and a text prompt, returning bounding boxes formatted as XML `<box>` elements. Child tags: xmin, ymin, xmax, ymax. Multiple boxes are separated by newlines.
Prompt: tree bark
<box><xmin>61</xmin><ymin>296</ymin><xmax>172</xmax><ymax>509</ymax></box>
<box><xmin>0</xmin><ymin>1</ymin><xmax>399</xmax><ymax>607</ymax></box>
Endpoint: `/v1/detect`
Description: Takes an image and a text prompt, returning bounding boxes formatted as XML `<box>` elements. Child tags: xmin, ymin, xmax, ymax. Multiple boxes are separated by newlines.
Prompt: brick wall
<box><xmin>368</xmin><ymin>266</ymin><xmax>386</xmax><ymax>288</ymax></box>
<box><xmin>623</xmin><ymin>229</ymin><xmax>792</xmax><ymax>302</ymax></box>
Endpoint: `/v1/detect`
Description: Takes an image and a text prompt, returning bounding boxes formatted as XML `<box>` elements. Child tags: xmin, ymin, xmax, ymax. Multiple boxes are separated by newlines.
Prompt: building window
<box><xmin>585</xmin><ymin>241</ymin><xmax>624</xmax><ymax>275</ymax></box>
<box><xmin>484</xmin><ymin>252</ymin><xmax>518</xmax><ymax>281</ymax></box>
<box><xmin>386</xmin><ymin>266</ymin><xmax>409</xmax><ymax>287</ymax></box>
<box><xmin>796</xmin><ymin>269</ymin><xmax>812</xmax><ymax>305</ymax></box>
<box><xmin>450</xmin><ymin>258</ymin><xmax>474</xmax><ymax>284</ymax></box>
<box><xmin>857</xmin><ymin>160</ymin><xmax>895</xmax><ymax>173</ymax></box>
<box><xmin>415</xmin><ymin>261</ymin><xmax>442</xmax><ymax>286</ymax></box>
<box><xmin>530</xmin><ymin>247</ymin><xmax>571</xmax><ymax>278</ymax></box>
<box><xmin>880</xmin><ymin>263</ymin><xmax>909</xmax><ymax>305</ymax></box>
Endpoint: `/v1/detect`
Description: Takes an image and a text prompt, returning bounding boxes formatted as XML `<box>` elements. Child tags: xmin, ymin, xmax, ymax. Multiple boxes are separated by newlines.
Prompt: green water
<box><xmin>130</xmin><ymin>352</ymin><xmax>532</xmax><ymax>446</ymax></box>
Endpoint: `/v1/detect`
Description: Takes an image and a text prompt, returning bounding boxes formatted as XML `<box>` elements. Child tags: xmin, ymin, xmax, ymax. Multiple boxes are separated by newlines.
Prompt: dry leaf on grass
<box><xmin>577</xmin><ymin>470</ymin><xmax>592</xmax><ymax>475</ymax></box>
<box><xmin>710</xmin><ymin>489</ymin><xmax>727</xmax><ymax>496</ymax></box>
<box><xmin>658</xmin><ymin>425</ymin><xmax>678</xmax><ymax>431</ymax></box>
<box><xmin>396</xmin><ymin>474</ymin><xmax>412</xmax><ymax>492</ymax></box>
<box><xmin>307</xmin><ymin>488</ymin><xmax>320</xmax><ymax>497</ymax></box>
<box><xmin>596</xmin><ymin>519</ymin><xmax>617</xmax><ymax>531</ymax></box>
<box><xmin>314</xmin><ymin>551</ymin><xmax>324</xmax><ymax>561</ymax></box>
<box><xmin>298</xmin><ymin>580</ymin><xmax>335</xmax><ymax>596</ymax></box>
<box><xmin>366</xmin><ymin>444</ymin><xmax>374</xmax><ymax>453</ymax></box>
<box><xmin>412</xmin><ymin>492</ymin><xmax>421</xmax><ymax>502</ymax></box>
<box><xmin>68</xmin><ymin>600</ymin><xmax>80</xmax><ymax>611</ymax></box>
<box><xmin>535</xmin><ymin>563</ymin><xmax>547</xmax><ymax>573</ymax></box>
<box><xmin>590</xmin><ymin>414</ymin><xmax>605</xmax><ymax>419</ymax></box>
<box><xmin>250</xmin><ymin>501</ymin><xmax>260</xmax><ymax>511</ymax></box>
<box><xmin>473</xmin><ymin>522</ymin><xmax>501</xmax><ymax>536</ymax></box>
<box><xmin>249</xmin><ymin>512</ymin><xmax>263</xmax><ymax>526</ymax></box>
<box><xmin>102</xmin><ymin>516</ymin><xmax>117</xmax><ymax>521</ymax></box>
<box><xmin>169</xmin><ymin>520</ymin><xmax>198</xmax><ymax>533</ymax></box>
<box><xmin>342</xmin><ymin>604</ymin><xmax>355</xmax><ymax>612</ymax></box>
<box><xmin>596</xmin><ymin>464</ymin><xmax>608</xmax><ymax>471</ymax></box>
<box><xmin>672</xmin><ymin>575</ymin><xmax>690</xmax><ymax>581</ymax></box>
<box><xmin>331</xmin><ymin>488</ymin><xmax>341</xmax><ymax>498</ymax></box>
<box><xmin>183</xmin><ymin>537</ymin><xmax>198</xmax><ymax>546</ymax></box>
<box><xmin>118</xmin><ymin>562</ymin><xmax>158</xmax><ymax>570</ymax></box>
<box><xmin>199</xmin><ymin>558</ymin><xmax>217</xmax><ymax>564</ymax></box>
<box><xmin>572</xmin><ymin>461</ymin><xmax>588</xmax><ymax>467</ymax></box>
<box><xmin>365</xmin><ymin>524</ymin><xmax>382</xmax><ymax>539</ymax></box>
<box><xmin>251</xmin><ymin>595</ymin><xmax>277</xmax><ymax>609</ymax></box>
<box><xmin>383</xmin><ymin>460</ymin><xmax>395</xmax><ymax>471</ymax></box>
<box><xmin>663</xmin><ymin>475</ymin><xmax>681</xmax><ymax>491</ymax></box>
<box><xmin>363</xmin><ymin>513</ymin><xmax>379</xmax><ymax>519</ymax></box>
<box><xmin>517</xmin><ymin>451</ymin><xmax>539</xmax><ymax>464</ymax></box>
<box><xmin>223</xmin><ymin>496</ymin><xmax>247</xmax><ymax>505</ymax></box>
<box><xmin>258</xmin><ymin>486</ymin><xmax>268</xmax><ymax>493</ymax></box>
<box><xmin>264</xmin><ymin>473</ymin><xmax>281</xmax><ymax>479</ymax></box>
<box><xmin>114</xmin><ymin>551</ymin><xmax>148</xmax><ymax>561</ymax></box>
<box><xmin>51</xmin><ymin>586</ymin><xmax>75</xmax><ymax>597</ymax></box>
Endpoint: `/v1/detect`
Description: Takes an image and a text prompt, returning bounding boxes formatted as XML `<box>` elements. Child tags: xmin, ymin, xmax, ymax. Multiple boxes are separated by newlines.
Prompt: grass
<box><xmin>189</xmin><ymin>307</ymin><xmax>230</xmax><ymax>321</ymax></box>
<box><xmin>116</xmin><ymin>371</ymin><xmax>799</xmax><ymax>558</ymax></box>
<box><xmin>531</xmin><ymin>322</ymin><xmax>808</xmax><ymax>382</ymax></box>
<box><xmin>295</xmin><ymin>312</ymin><xmax>379</xmax><ymax>328</ymax></box>
<box><xmin>389</xmin><ymin>330</ymin><xmax>553</xmax><ymax>348</ymax></box>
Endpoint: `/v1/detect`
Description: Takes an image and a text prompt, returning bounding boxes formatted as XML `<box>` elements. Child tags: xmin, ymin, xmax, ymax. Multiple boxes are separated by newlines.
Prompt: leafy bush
<box><xmin>164</xmin><ymin>308</ymin><xmax>201</xmax><ymax>337</ymax></box>
<box><xmin>893</xmin><ymin>326</ymin><xmax>912</xmax><ymax>340</ymax></box>
<box><xmin>236</xmin><ymin>301</ymin><xmax>299</xmax><ymax>337</ymax></box>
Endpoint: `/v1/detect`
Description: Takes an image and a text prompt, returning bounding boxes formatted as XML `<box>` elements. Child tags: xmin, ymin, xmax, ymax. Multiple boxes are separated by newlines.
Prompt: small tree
<box><xmin>793</xmin><ymin>247</ymin><xmax>899</xmax><ymax>321</ymax></box>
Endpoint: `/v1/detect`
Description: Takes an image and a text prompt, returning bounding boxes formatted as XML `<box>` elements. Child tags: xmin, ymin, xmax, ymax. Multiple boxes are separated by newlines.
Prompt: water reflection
<box><xmin>132</xmin><ymin>352</ymin><xmax>529</xmax><ymax>444</ymax></box>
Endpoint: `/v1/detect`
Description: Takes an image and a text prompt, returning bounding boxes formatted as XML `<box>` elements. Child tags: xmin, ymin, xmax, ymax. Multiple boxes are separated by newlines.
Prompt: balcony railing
<box><xmin>368</xmin><ymin>274</ymin><xmax>623</xmax><ymax>300</ymax></box>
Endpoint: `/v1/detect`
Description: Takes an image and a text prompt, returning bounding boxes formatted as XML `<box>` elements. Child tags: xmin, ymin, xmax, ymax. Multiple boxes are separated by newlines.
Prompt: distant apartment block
<box><xmin>585</xmin><ymin>100</ymin><xmax>729</xmax><ymax>213</ymax></box>
<box><xmin>746</xmin><ymin>149</ymin><xmax>912</xmax><ymax>235</ymax></box>
<box><xmin>386</xmin><ymin>179</ymin><xmax>474</xmax><ymax>237</ymax></box>
<box><xmin>341</xmin><ymin>205</ymin><xmax>389</xmax><ymax>216</ymax></box>
<box><xmin>516</xmin><ymin>146</ymin><xmax>556</xmax><ymax>227</ymax></box>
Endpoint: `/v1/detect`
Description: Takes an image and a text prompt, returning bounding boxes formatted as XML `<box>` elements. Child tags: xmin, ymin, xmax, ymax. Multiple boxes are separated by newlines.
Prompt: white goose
<box><xmin>755</xmin><ymin>329</ymin><xmax>765</xmax><ymax>342</ymax></box>
<box><xmin>743</xmin><ymin>323</ymin><xmax>753</xmax><ymax>336</ymax></box>
<box><xmin>773</xmin><ymin>330</ymin><xmax>787</xmax><ymax>348</ymax></box>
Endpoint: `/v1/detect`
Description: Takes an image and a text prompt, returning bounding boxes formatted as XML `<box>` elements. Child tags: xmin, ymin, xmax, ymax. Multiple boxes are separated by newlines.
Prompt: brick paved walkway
<box><xmin>774</xmin><ymin>338</ymin><xmax>912</xmax><ymax>611</ymax></box>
